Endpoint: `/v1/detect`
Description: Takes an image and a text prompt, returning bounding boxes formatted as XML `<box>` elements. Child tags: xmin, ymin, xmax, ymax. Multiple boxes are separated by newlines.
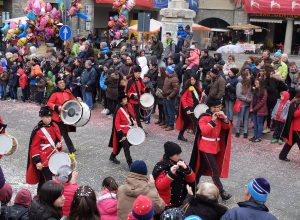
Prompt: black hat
<box><xmin>210</xmin><ymin>68</ymin><xmax>219</xmax><ymax>75</ymax></box>
<box><xmin>206</xmin><ymin>97</ymin><xmax>222</xmax><ymax>107</ymax></box>
<box><xmin>39</xmin><ymin>106</ymin><xmax>53</xmax><ymax>117</ymax></box>
<box><xmin>118</xmin><ymin>91</ymin><xmax>128</xmax><ymax>103</ymax></box>
<box><xmin>164</xmin><ymin>141</ymin><xmax>182</xmax><ymax>158</ymax></box>
<box><xmin>55</xmin><ymin>76</ymin><xmax>64</xmax><ymax>84</ymax></box>
<box><xmin>185</xmin><ymin>25</ymin><xmax>191</xmax><ymax>30</ymax></box>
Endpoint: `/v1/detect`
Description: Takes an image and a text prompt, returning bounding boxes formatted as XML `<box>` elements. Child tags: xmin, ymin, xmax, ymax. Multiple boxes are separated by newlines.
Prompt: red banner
<box><xmin>95</xmin><ymin>0</ymin><xmax>154</xmax><ymax>8</ymax></box>
<box><xmin>245</xmin><ymin>0</ymin><xmax>300</xmax><ymax>16</ymax></box>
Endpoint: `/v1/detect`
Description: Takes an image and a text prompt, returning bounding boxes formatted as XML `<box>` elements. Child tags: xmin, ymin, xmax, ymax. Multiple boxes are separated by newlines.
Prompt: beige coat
<box><xmin>117</xmin><ymin>172</ymin><xmax>165</xmax><ymax>220</ymax></box>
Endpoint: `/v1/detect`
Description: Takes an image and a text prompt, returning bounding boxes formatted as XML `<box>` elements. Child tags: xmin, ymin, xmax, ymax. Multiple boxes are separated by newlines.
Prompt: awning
<box><xmin>192</xmin><ymin>24</ymin><xmax>211</xmax><ymax>31</ymax></box>
<box><xmin>250</xmin><ymin>18</ymin><xmax>283</xmax><ymax>24</ymax></box>
<box><xmin>227</xmin><ymin>24</ymin><xmax>261</xmax><ymax>30</ymax></box>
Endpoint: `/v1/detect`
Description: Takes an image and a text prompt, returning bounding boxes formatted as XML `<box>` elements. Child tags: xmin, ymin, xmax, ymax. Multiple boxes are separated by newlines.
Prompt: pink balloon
<box><xmin>10</xmin><ymin>22</ymin><xmax>16</xmax><ymax>29</ymax></box>
<box><xmin>32</xmin><ymin>0</ymin><xmax>41</xmax><ymax>15</ymax></box>
<box><xmin>45</xmin><ymin>3</ymin><xmax>52</xmax><ymax>12</ymax></box>
<box><xmin>40</xmin><ymin>15</ymin><xmax>49</xmax><ymax>27</ymax></box>
<box><xmin>115</xmin><ymin>31</ymin><xmax>121</xmax><ymax>40</ymax></box>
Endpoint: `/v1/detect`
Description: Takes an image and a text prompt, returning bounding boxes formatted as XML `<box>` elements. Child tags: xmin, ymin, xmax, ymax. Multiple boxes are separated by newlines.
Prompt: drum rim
<box><xmin>194</xmin><ymin>104</ymin><xmax>208</xmax><ymax>119</ymax></box>
<box><xmin>74</xmin><ymin>102</ymin><xmax>91</xmax><ymax>127</ymax></box>
<box><xmin>0</xmin><ymin>134</ymin><xmax>13</xmax><ymax>154</ymax></box>
<box><xmin>48</xmin><ymin>152</ymin><xmax>71</xmax><ymax>175</ymax></box>
<box><xmin>140</xmin><ymin>93</ymin><xmax>155</xmax><ymax>109</ymax></box>
<box><xmin>60</xmin><ymin>99</ymin><xmax>84</xmax><ymax>125</ymax></box>
<box><xmin>127</xmin><ymin>127</ymin><xmax>146</xmax><ymax>145</ymax></box>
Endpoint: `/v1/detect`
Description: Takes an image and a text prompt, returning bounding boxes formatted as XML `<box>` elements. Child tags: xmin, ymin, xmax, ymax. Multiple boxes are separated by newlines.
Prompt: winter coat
<box><xmin>137</xmin><ymin>56</ymin><xmax>149</xmax><ymax>78</ymax></box>
<box><xmin>0</xmin><ymin>72</ymin><xmax>8</xmax><ymax>84</ymax></box>
<box><xmin>199</xmin><ymin>55</ymin><xmax>215</xmax><ymax>74</ymax></box>
<box><xmin>155</xmin><ymin>75</ymin><xmax>165</xmax><ymax>105</ymax></box>
<box><xmin>221</xmin><ymin>201</ymin><xmax>277</xmax><ymax>220</ymax></box>
<box><xmin>80</xmin><ymin>67</ymin><xmax>97</xmax><ymax>91</ymax></box>
<box><xmin>264</xmin><ymin>77</ymin><xmax>287</xmax><ymax>107</ymax></box>
<box><xmin>184</xmin><ymin>195</ymin><xmax>228</xmax><ymax>220</ymax></box>
<box><xmin>117</xmin><ymin>172</ymin><xmax>165</xmax><ymax>220</ymax></box>
<box><xmin>18</xmin><ymin>69</ymin><xmax>28</xmax><ymax>89</ymax></box>
<box><xmin>236</xmin><ymin>82</ymin><xmax>252</xmax><ymax>106</ymax></box>
<box><xmin>207</xmin><ymin>75</ymin><xmax>226</xmax><ymax>99</ymax></box>
<box><xmin>29</xmin><ymin>199</ymin><xmax>61</xmax><ymax>220</ymax></box>
<box><xmin>100</xmin><ymin>72</ymin><xmax>107</xmax><ymax>91</ymax></box>
<box><xmin>97</xmin><ymin>189</ymin><xmax>117</xmax><ymax>220</ymax></box>
<box><xmin>8</xmin><ymin>72</ymin><xmax>19</xmax><ymax>88</ymax></box>
<box><xmin>105</xmin><ymin>71</ymin><xmax>119</xmax><ymax>100</ymax></box>
<box><xmin>111</xmin><ymin>61</ymin><xmax>122</xmax><ymax>72</ymax></box>
<box><xmin>225</xmin><ymin>75</ymin><xmax>238</xmax><ymax>101</ymax></box>
<box><xmin>271</xmin><ymin>61</ymin><xmax>288</xmax><ymax>80</ymax></box>
<box><xmin>271</xmin><ymin>92</ymin><xmax>290</xmax><ymax>122</ymax></box>
<box><xmin>251</xmin><ymin>90</ymin><xmax>268</xmax><ymax>116</ymax></box>
<box><xmin>31</xmin><ymin>65</ymin><xmax>42</xmax><ymax>77</ymax></box>
<box><xmin>187</xmin><ymin>49</ymin><xmax>200</xmax><ymax>67</ymax></box>
<box><xmin>214</xmin><ymin>53</ymin><xmax>225</xmax><ymax>66</ymax></box>
<box><xmin>162</xmin><ymin>73</ymin><xmax>180</xmax><ymax>99</ymax></box>
<box><xmin>163</xmin><ymin>39</ymin><xmax>176</xmax><ymax>59</ymax></box>
<box><xmin>119</xmin><ymin>63</ymin><xmax>133</xmax><ymax>79</ymax></box>
<box><xmin>151</xmin><ymin>41</ymin><xmax>164</xmax><ymax>59</ymax></box>
<box><xmin>223</xmin><ymin>62</ymin><xmax>237</xmax><ymax>76</ymax></box>
<box><xmin>36</xmin><ymin>76</ymin><xmax>46</xmax><ymax>93</ymax></box>
<box><xmin>0</xmin><ymin>204</ymin><xmax>29</xmax><ymax>220</ymax></box>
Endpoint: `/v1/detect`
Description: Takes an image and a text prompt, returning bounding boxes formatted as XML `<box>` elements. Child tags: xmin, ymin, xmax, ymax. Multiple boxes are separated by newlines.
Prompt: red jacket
<box><xmin>47</xmin><ymin>89</ymin><xmax>75</xmax><ymax>122</ymax></box>
<box><xmin>97</xmin><ymin>189</ymin><xmax>118</xmax><ymax>220</ymax></box>
<box><xmin>126</xmin><ymin>78</ymin><xmax>145</xmax><ymax>105</ymax></box>
<box><xmin>292</xmin><ymin>104</ymin><xmax>300</xmax><ymax>131</ymax></box>
<box><xmin>18</xmin><ymin>68</ymin><xmax>28</xmax><ymax>89</ymax></box>
<box><xmin>251</xmin><ymin>90</ymin><xmax>268</xmax><ymax>116</ymax></box>
<box><xmin>115</xmin><ymin>104</ymin><xmax>135</xmax><ymax>135</ymax></box>
<box><xmin>62</xmin><ymin>182</ymin><xmax>79</xmax><ymax>216</ymax></box>
<box><xmin>198</xmin><ymin>115</ymin><xmax>231</xmax><ymax>154</ymax></box>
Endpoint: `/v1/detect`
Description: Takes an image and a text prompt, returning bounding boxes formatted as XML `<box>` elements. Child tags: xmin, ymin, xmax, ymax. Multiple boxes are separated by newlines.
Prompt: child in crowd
<box><xmin>0</xmin><ymin>67</ymin><xmax>8</xmax><ymax>100</ymax></box>
<box><xmin>35</xmin><ymin>73</ymin><xmax>46</xmax><ymax>105</ymax></box>
<box><xmin>46</xmin><ymin>71</ymin><xmax>56</xmax><ymax>99</ymax></box>
<box><xmin>18</xmin><ymin>67</ymin><xmax>29</xmax><ymax>102</ymax></box>
<box><xmin>177</xmin><ymin>23</ymin><xmax>187</xmax><ymax>52</ymax></box>
<box><xmin>100</xmin><ymin>65</ymin><xmax>109</xmax><ymax>114</ymax></box>
<box><xmin>97</xmin><ymin>177</ymin><xmax>118</xmax><ymax>220</ymax></box>
<box><xmin>271</xmin><ymin>91</ymin><xmax>290</xmax><ymax>145</ymax></box>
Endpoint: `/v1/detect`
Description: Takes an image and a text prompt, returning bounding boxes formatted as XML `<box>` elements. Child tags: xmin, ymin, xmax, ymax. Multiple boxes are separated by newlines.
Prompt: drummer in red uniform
<box><xmin>26</xmin><ymin>106</ymin><xmax>63</xmax><ymax>191</ymax></box>
<box><xmin>189</xmin><ymin>97</ymin><xmax>232</xmax><ymax>200</ymax></box>
<box><xmin>47</xmin><ymin>77</ymin><xmax>77</xmax><ymax>154</ymax></box>
<box><xmin>176</xmin><ymin>74</ymin><xmax>201</xmax><ymax>142</ymax></box>
<box><xmin>125</xmin><ymin>65</ymin><xmax>145</xmax><ymax>128</ymax></box>
<box><xmin>108</xmin><ymin>92</ymin><xmax>135</xmax><ymax>168</ymax></box>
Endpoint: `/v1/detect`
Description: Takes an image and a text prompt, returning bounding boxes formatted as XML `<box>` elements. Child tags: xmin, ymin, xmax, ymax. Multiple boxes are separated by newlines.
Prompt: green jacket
<box><xmin>272</xmin><ymin>61</ymin><xmax>288</xmax><ymax>80</ymax></box>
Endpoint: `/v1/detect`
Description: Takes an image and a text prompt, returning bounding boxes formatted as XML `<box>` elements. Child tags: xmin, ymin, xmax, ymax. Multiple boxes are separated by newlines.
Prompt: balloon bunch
<box><xmin>1</xmin><ymin>0</ymin><xmax>88</xmax><ymax>48</ymax></box>
<box><xmin>108</xmin><ymin>0</ymin><xmax>135</xmax><ymax>40</ymax></box>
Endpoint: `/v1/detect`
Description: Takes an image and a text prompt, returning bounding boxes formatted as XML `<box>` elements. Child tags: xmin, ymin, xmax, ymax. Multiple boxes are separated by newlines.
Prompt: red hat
<box><xmin>132</xmin><ymin>195</ymin><xmax>154</xmax><ymax>220</ymax></box>
<box><xmin>14</xmin><ymin>188</ymin><xmax>32</xmax><ymax>208</ymax></box>
<box><xmin>0</xmin><ymin>183</ymin><xmax>12</xmax><ymax>204</ymax></box>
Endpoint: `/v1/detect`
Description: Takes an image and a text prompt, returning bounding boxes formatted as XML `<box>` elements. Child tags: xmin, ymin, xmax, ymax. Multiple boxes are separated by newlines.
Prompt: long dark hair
<box><xmin>241</xmin><ymin>71</ymin><xmax>251</xmax><ymax>93</ymax></box>
<box><xmin>254</xmin><ymin>79</ymin><xmax>265</xmax><ymax>97</ymax></box>
<box><xmin>38</xmin><ymin>181</ymin><xmax>64</xmax><ymax>218</ymax></box>
<box><xmin>69</xmin><ymin>185</ymin><xmax>99</xmax><ymax>220</ymax></box>
<box><xmin>102</xmin><ymin>176</ymin><xmax>118</xmax><ymax>192</ymax></box>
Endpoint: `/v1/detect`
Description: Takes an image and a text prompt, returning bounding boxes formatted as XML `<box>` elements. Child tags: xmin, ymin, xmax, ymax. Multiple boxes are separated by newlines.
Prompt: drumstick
<box><xmin>41</xmin><ymin>139</ymin><xmax>64</xmax><ymax>166</ymax></box>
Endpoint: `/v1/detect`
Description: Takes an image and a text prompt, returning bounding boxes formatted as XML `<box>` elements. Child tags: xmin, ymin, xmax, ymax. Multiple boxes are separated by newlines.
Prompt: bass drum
<box><xmin>60</xmin><ymin>100</ymin><xmax>91</xmax><ymax>127</ymax></box>
<box><xmin>140</xmin><ymin>93</ymin><xmax>155</xmax><ymax>111</ymax></box>
<box><xmin>0</xmin><ymin>134</ymin><xmax>18</xmax><ymax>155</ymax></box>
<box><xmin>48</xmin><ymin>152</ymin><xmax>71</xmax><ymax>175</ymax></box>
<box><xmin>194</xmin><ymin>104</ymin><xmax>208</xmax><ymax>119</ymax></box>
<box><xmin>127</xmin><ymin>127</ymin><xmax>146</xmax><ymax>146</ymax></box>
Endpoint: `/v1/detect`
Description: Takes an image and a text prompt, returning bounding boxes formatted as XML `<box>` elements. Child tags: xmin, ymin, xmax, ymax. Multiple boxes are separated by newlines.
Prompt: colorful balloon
<box><xmin>18</xmin><ymin>32</ymin><xmax>28</xmax><ymax>38</ymax></box>
<box><xmin>1</xmin><ymin>24</ymin><xmax>9</xmax><ymax>32</ymax></box>
<box><xmin>45</xmin><ymin>3</ymin><xmax>52</xmax><ymax>12</ymax></box>
<box><xmin>10</xmin><ymin>22</ymin><xmax>16</xmax><ymax>29</ymax></box>
<box><xmin>76</xmin><ymin>12</ymin><xmax>88</xmax><ymax>20</ymax></box>
<box><xmin>27</xmin><ymin>11</ymin><xmax>37</xmax><ymax>20</ymax></box>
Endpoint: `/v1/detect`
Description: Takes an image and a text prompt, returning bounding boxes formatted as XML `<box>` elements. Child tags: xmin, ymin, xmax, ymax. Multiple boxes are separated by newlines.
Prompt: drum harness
<box><xmin>40</xmin><ymin>127</ymin><xmax>61</xmax><ymax>166</ymax></box>
<box><xmin>120</xmin><ymin>107</ymin><xmax>135</xmax><ymax>128</ymax></box>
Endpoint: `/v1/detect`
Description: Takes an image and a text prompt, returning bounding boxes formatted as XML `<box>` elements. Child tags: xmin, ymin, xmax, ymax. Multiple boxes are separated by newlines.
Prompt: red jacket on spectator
<box><xmin>18</xmin><ymin>68</ymin><xmax>28</xmax><ymax>89</ymax></box>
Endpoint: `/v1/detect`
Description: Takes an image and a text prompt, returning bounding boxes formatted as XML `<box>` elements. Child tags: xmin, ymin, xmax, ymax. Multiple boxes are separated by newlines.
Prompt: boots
<box><xmin>220</xmin><ymin>190</ymin><xmax>232</xmax><ymax>201</ymax></box>
<box><xmin>178</xmin><ymin>134</ymin><xmax>188</xmax><ymax>142</ymax></box>
<box><xmin>109</xmin><ymin>153</ymin><xmax>120</xmax><ymax>164</ymax></box>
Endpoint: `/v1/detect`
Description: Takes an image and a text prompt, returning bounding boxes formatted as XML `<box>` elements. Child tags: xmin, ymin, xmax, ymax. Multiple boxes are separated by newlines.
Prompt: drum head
<box><xmin>194</xmin><ymin>104</ymin><xmax>208</xmax><ymax>119</ymax></box>
<box><xmin>48</xmin><ymin>152</ymin><xmax>71</xmax><ymax>175</ymax></box>
<box><xmin>140</xmin><ymin>93</ymin><xmax>155</xmax><ymax>108</ymax></box>
<box><xmin>61</xmin><ymin>100</ymin><xmax>83</xmax><ymax>125</ymax></box>
<box><xmin>0</xmin><ymin>135</ymin><xmax>13</xmax><ymax>155</ymax></box>
<box><xmin>127</xmin><ymin>127</ymin><xmax>146</xmax><ymax>146</ymax></box>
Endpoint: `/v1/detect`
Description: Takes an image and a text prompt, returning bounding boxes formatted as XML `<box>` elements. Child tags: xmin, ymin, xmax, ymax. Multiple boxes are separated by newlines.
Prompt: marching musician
<box><xmin>108</xmin><ymin>92</ymin><xmax>135</xmax><ymax>168</ymax></box>
<box><xmin>26</xmin><ymin>106</ymin><xmax>62</xmax><ymax>191</ymax></box>
<box><xmin>0</xmin><ymin>116</ymin><xmax>7</xmax><ymax>134</ymax></box>
<box><xmin>125</xmin><ymin>65</ymin><xmax>145</xmax><ymax>128</ymax></box>
<box><xmin>176</xmin><ymin>74</ymin><xmax>202</xmax><ymax>142</ymax></box>
<box><xmin>189</xmin><ymin>98</ymin><xmax>232</xmax><ymax>201</ymax></box>
<box><xmin>47</xmin><ymin>76</ymin><xmax>77</xmax><ymax>154</ymax></box>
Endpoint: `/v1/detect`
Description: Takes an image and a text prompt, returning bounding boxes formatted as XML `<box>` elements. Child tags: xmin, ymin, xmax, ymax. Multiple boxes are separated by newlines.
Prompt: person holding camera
<box><xmin>152</xmin><ymin>141</ymin><xmax>195</xmax><ymax>209</ymax></box>
<box><xmin>189</xmin><ymin>97</ymin><xmax>232</xmax><ymax>201</ymax></box>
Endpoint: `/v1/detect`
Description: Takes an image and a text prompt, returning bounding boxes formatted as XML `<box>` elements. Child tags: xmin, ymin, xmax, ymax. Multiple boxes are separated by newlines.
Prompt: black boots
<box><xmin>109</xmin><ymin>153</ymin><xmax>120</xmax><ymax>164</ymax></box>
<box><xmin>220</xmin><ymin>190</ymin><xmax>232</xmax><ymax>201</ymax></box>
<box><xmin>178</xmin><ymin>134</ymin><xmax>188</xmax><ymax>142</ymax></box>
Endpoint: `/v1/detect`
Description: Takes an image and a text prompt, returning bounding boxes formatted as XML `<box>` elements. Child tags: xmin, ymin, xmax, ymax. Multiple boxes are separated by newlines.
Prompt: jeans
<box><xmin>82</xmin><ymin>89</ymin><xmax>93</xmax><ymax>109</ymax></box>
<box><xmin>163</xmin><ymin>98</ymin><xmax>176</xmax><ymax>127</ymax></box>
<box><xmin>252</xmin><ymin>113</ymin><xmax>265</xmax><ymax>139</ymax></box>
<box><xmin>0</xmin><ymin>84</ymin><xmax>6</xmax><ymax>98</ymax></box>
<box><xmin>9</xmin><ymin>86</ymin><xmax>17</xmax><ymax>100</ymax></box>
<box><xmin>235</xmin><ymin>105</ymin><xmax>250</xmax><ymax>134</ymax></box>
<box><xmin>35</xmin><ymin>91</ymin><xmax>44</xmax><ymax>105</ymax></box>
<box><xmin>225</xmin><ymin>99</ymin><xmax>234</xmax><ymax>121</ymax></box>
<box><xmin>273</xmin><ymin>120</ymin><xmax>284</xmax><ymax>140</ymax></box>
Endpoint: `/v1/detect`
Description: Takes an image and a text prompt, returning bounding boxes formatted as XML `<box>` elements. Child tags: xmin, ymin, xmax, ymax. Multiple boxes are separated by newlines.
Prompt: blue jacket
<box><xmin>225</xmin><ymin>75</ymin><xmax>238</xmax><ymax>101</ymax></box>
<box><xmin>271</xmin><ymin>99</ymin><xmax>290</xmax><ymax>122</ymax></box>
<box><xmin>221</xmin><ymin>201</ymin><xmax>277</xmax><ymax>220</ymax></box>
<box><xmin>81</xmin><ymin>67</ymin><xmax>97</xmax><ymax>90</ymax></box>
<box><xmin>101</xmin><ymin>47</ymin><xmax>110</xmax><ymax>54</ymax></box>
<box><xmin>99</xmin><ymin>72</ymin><xmax>107</xmax><ymax>91</ymax></box>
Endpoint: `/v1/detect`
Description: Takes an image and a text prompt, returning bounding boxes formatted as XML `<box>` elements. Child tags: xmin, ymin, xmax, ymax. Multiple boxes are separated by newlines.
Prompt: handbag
<box><xmin>233</xmin><ymin>99</ymin><xmax>242</xmax><ymax>113</ymax></box>
<box><xmin>155</xmin><ymin>88</ymin><xmax>164</xmax><ymax>99</ymax></box>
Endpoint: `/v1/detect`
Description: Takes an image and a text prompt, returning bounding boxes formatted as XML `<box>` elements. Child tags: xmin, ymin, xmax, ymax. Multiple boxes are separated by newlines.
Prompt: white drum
<box><xmin>127</xmin><ymin>127</ymin><xmax>146</xmax><ymax>146</ymax></box>
<box><xmin>0</xmin><ymin>134</ymin><xmax>18</xmax><ymax>155</ymax></box>
<box><xmin>194</xmin><ymin>104</ymin><xmax>208</xmax><ymax>119</ymax></box>
<box><xmin>48</xmin><ymin>152</ymin><xmax>71</xmax><ymax>175</ymax></box>
<box><xmin>60</xmin><ymin>100</ymin><xmax>91</xmax><ymax>127</ymax></box>
<box><xmin>140</xmin><ymin>93</ymin><xmax>155</xmax><ymax>111</ymax></box>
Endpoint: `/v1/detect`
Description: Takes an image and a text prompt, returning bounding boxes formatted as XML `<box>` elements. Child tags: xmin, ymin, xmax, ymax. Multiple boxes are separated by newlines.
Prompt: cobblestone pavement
<box><xmin>0</xmin><ymin>92</ymin><xmax>300</xmax><ymax>219</ymax></box>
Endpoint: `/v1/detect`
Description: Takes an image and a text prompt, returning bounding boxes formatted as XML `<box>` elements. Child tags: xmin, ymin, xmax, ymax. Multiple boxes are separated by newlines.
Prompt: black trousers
<box><xmin>57</xmin><ymin>122</ymin><xmax>75</xmax><ymax>153</ymax></box>
<box><xmin>273</xmin><ymin>120</ymin><xmax>284</xmax><ymax>140</ymax></box>
<box><xmin>35</xmin><ymin>91</ymin><xmax>44</xmax><ymax>105</ymax></box>
<box><xmin>21</xmin><ymin>88</ymin><xmax>29</xmax><ymax>102</ymax></box>
<box><xmin>114</xmin><ymin>139</ymin><xmax>132</xmax><ymax>166</ymax></box>
<box><xmin>196</xmin><ymin>152</ymin><xmax>224</xmax><ymax>192</ymax></box>
<box><xmin>132</xmin><ymin>103</ymin><xmax>143</xmax><ymax>128</ymax></box>
<box><xmin>158</xmin><ymin>104</ymin><xmax>165</xmax><ymax>123</ymax></box>
<box><xmin>279</xmin><ymin>131</ymin><xmax>300</xmax><ymax>159</ymax></box>
<box><xmin>179</xmin><ymin>110</ymin><xmax>197</xmax><ymax>136</ymax></box>
<box><xmin>107</xmin><ymin>98</ymin><xmax>117</xmax><ymax>115</ymax></box>
<box><xmin>37</xmin><ymin>167</ymin><xmax>53</xmax><ymax>192</ymax></box>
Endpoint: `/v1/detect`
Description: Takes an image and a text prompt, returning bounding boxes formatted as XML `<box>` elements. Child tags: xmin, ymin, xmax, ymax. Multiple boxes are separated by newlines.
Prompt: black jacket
<box><xmin>200</xmin><ymin>56</ymin><xmax>215</xmax><ymax>74</ymax></box>
<box><xmin>0</xmin><ymin>204</ymin><xmax>29</xmax><ymax>220</ymax></box>
<box><xmin>29</xmin><ymin>200</ymin><xmax>61</xmax><ymax>220</ymax></box>
<box><xmin>185</xmin><ymin>195</ymin><xmax>227</xmax><ymax>220</ymax></box>
<box><xmin>264</xmin><ymin>77</ymin><xmax>287</xmax><ymax>107</ymax></box>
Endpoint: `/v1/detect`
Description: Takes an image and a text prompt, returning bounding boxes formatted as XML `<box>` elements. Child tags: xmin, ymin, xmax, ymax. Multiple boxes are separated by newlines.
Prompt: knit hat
<box><xmin>132</xmin><ymin>195</ymin><xmax>154</xmax><ymax>220</ymax></box>
<box><xmin>39</xmin><ymin>106</ymin><xmax>53</xmax><ymax>117</ymax></box>
<box><xmin>178</xmin><ymin>23</ymin><xmax>183</xmax><ymax>28</ymax></box>
<box><xmin>57</xmin><ymin>165</ymin><xmax>73</xmax><ymax>183</ymax></box>
<box><xmin>164</xmin><ymin>141</ymin><xmax>182</xmax><ymax>158</ymax></box>
<box><xmin>130</xmin><ymin>160</ymin><xmax>148</xmax><ymax>175</ymax></box>
<box><xmin>160</xmin><ymin>208</ymin><xmax>184</xmax><ymax>220</ymax></box>
<box><xmin>166</xmin><ymin>64</ymin><xmax>175</xmax><ymax>75</ymax></box>
<box><xmin>14</xmin><ymin>189</ymin><xmax>32</xmax><ymax>208</ymax></box>
<box><xmin>230</xmin><ymin>67</ymin><xmax>239</xmax><ymax>75</ymax></box>
<box><xmin>247</xmin><ymin>178</ymin><xmax>271</xmax><ymax>203</ymax></box>
<box><xmin>274</xmin><ymin>50</ymin><xmax>282</xmax><ymax>58</ymax></box>
<box><xmin>206</xmin><ymin>97</ymin><xmax>222</xmax><ymax>107</ymax></box>
<box><xmin>185</xmin><ymin>216</ymin><xmax>203</xmax><ymax>220</ymax></box>
<box><xmin>0</xmin><ymin>183</ymin><xmax>13</xmax><ymax>204</ymax></box>
<box><xmin>55</xmin><ymin>76</ymin><xmax>64</xmax><ymax>84</ymax></box>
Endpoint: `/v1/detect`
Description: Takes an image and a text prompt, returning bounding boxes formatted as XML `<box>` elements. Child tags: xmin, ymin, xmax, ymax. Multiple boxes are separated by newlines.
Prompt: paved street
<box><xmin>1</xmin><ymin>98</ymin><xmax>299</xmax><ymax>220</ymax></box>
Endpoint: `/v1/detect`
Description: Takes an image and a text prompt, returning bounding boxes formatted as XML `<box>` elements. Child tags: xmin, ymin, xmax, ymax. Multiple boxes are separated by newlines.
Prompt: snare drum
<box><xmin>140</xmin><ymin>93</ymin><xmax>155</xmax><ymax>111</ymax></box>
<box><xmin>194</xmin><ymin>104</ymin><xmax>208</xmax><ymax>119</ymax></box>
<box><xmin>0</xmin><ymin>134</ymin><xmax>18</xmax><ymax>155</ymax></box>
<box><xmin>48</xmin><ymin>152</ymin><xmax>71</xmax><ymax>175</ymax></box>
<box><xmin>60</xmin><ymin>100</ymin><xmax>91</xmax><ymax>127</ymax></box>
<box><xmin>127</xmin><ymin>127</ymin><xmax>146</xmax><ymax>146</ymax></box>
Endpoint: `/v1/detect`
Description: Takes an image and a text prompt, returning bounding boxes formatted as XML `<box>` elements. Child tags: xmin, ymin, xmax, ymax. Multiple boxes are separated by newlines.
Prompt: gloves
<box><xmin>117</xmin><ymin>130</ymin><xmax>125</xmax><ymax>140</ymax></box>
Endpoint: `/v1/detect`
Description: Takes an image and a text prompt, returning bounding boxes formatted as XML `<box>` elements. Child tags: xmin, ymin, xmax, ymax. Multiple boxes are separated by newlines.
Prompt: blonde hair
<box><xmin>196</xmin><ymin>182</ymin><xmax>220</xmax><ymax>200</ymax></box>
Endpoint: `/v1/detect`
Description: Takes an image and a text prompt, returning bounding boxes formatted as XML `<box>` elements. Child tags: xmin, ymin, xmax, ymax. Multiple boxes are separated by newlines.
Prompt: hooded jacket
<box><xmin>18</xmin><ymin>68</ymin><xmax>28</xmax><ymax>89</ymax></box>
<box><xmin>97</xmin><ymin>189</ymin><xmax>117</xmax><ymax>220</ymax></box>
<box><xmin>271</xmin><ymin>91</ymin><xmax>290</xmax><ymax>122</ymax></box>
<box><xmin>188</xmin><ymin>49</ymin><xmax>200</xmax><ymax>66</ymax></box>
<box><xmin>214</xmin><ymin>53</ymin><xmax>225</xmax><ymax>66</ymax></box>
<box><xmin>117</xmin><ymin>172</ymin><xmax>165</xmax><ymax>220</ymax></box>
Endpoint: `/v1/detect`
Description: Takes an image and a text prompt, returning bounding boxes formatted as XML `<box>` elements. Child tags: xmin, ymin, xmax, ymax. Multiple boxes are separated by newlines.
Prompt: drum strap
<box><xmin>192</xmin><ymin>87</ymin><xmax>199</xmax><ymax>101</ymax></box>
<box><xmin>120</xmin><ymin>107</ymin><xmax>133</xmax><ymax>127</ymax></box>
<box><xmin>41</xmin><ymin>127</ymin><xmax>55</xmax><ymax>148</ymax></box>
<box><xmin>134</xmin><ymin>80</ymin><xmax>141</xmax><ymax>100</ymax></box>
